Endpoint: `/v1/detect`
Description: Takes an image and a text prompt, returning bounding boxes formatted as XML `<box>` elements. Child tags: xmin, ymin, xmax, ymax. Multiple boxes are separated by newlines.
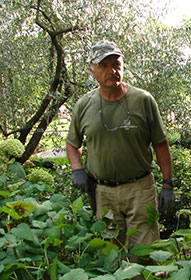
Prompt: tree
<box><xmin>0</xmin><ymin>0</ymin><xmax>191</xmax><ymax>163</ymax></box>
<box><xmin>0</xmin><ymin>0</ymin><xmax>126</xmax><ymax>162</ymax></box>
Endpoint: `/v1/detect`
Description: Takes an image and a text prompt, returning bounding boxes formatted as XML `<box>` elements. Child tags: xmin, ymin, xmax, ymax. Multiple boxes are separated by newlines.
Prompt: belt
<box><xmin>95</xmin><ymin>171</ymin><xmax>151</xmax><ymax>187</ymax></box>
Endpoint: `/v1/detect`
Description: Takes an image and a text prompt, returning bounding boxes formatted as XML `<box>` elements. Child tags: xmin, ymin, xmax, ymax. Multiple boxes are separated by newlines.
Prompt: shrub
<box><xmin>0</xmin><ymin>138</ymin><xmax>25</xmax><ymax>158</ymax></box>
<box><xmin>27</xmin><ymin>168</ymin><xmax>54</xmax><ymax>186</ymax></box>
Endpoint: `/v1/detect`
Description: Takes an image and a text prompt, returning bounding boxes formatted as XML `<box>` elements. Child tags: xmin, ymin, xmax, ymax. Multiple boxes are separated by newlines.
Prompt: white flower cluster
<box><xmin>28</xmin><ymin>168</ymin><xmax>54</xmax><ymax>186</ymax></box>
<box><xmin>0</xmin><ymin>139</ymin><xmax>25</xmax><ymax>158</ymax></box>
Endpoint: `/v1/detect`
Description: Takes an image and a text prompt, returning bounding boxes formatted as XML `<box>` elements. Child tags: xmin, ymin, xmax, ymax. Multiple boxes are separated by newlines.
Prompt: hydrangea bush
<box><xmin>0</xmin><ymin>138</ymin><xmax>25</xmax><ymax>158</ymax></box>
<box><xmin>27</xmin><ymin>168</ymin><xmax>54</xmax><ymax>186</ymax></box>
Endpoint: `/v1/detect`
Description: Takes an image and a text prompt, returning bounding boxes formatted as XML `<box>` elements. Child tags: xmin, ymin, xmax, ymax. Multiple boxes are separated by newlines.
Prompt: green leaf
<box><xmin>176</xmin><ymin>260</ymin><xmax>191</xmax><ymax>268</ymax></box>
<box><xmin>150</xmin><ymin>251</ymin><xmax>172</xmax><ymax>262</ymax></box>
<box><xmin>88</xmin><ymin>238</ymin><xmax>105</xmax><ymax>248</ymax></box>
<box><xmin>0</xmin><ymin>263</ymin><xmax>26</xmax><ymax>280</ymax></box>
<box><xmin>92</xmin><ymin>276</ymin><xmax>115</xmax><ymax>280</ymax></box>
<box><xmin>1</xmin><ymin>206</ymin><xmax>23</xmax><ymax>220</ymax></box>
<box><xmin>33</xmin><ymin>200</ymin><xmax>52</xmax><ymax>217</ymax></box>
<box><xmin>0</xmin><ymin>264</ymin><xmax>4</xmax><ymax>273</ymax></box>
<box><xmin>8</xmin><ymin>161</ymin><xmax>26</xmax><ymax>179</ymax></box>
<box><xmin>102</xmin><ymin>241</ymin><xmax>118</xmax><ymax>256</ymax></box>
<box><xmin>11</xmin><ymin>223</ymin><xmax>35</xmax><ymax>242</ymax></box>
<box><xmin>145</xmin><ymin>264</ymin><xmax>178</xmax><ymax>273</ymax></box>
<box><xmin>67</xmin><ymin>233</ymin><xmax>93</xmax><ymax>250</ymax></box>
<box><xmin>169</xmin><ymin>267</ymin><xmax>191</xmax><ymax>280</ymax></box>
<box><xmin>0</xmin><ymin>191</ymin><xmax>11</xmax><ymax>197</ymax></box>
<box><xmin>146</xmin><ymin>203</ymin><xmax>159</xmax><ymax>225</ymax></box>
<box><xmin>6</xmin><ymin>201</ymin><xmax>36</xmax><ymax>217</ymax></box>
<box><xmin>32</xmin><ymin>220</ymin><xmax>47</xmax><ymax>229</ymax></box>
<box><xmin>78</xmin><ymin>207</ymin><xmax>92</xmax><ymax>221</ymax></box>
<box><xmin>48</xmin><ymin>256</ymin><xmax>58</xmax><ymax>280</ymax></box>
<box><xmin>59</xmin><ymin>268</ymin><xmax>88</xmax><ymax>280</ymax></box>
<box><xmin>103</xmin><ymin>249</ymin><xmax>119</xmax><ymax>270</ymax></box>
<box><xmin>72</xmin><ymin>197</ymin><xmax>83</xmax><ymax>214</ymax></box>
<box><xmin>0</xmin><ymin>229</ymin><xmax>5</xmax><ymax>235</ymax></box>
<box><xmin>0</xmin><ymin>175</ymin><xmax>7</xmax><ymax>187</ymax></box>
<box><xmin>0</xmin><ymin>237</ymin><xmax>7</xmax><ymax>248</ymax></box>
<box><xmin>126</xmin><ymin>228</ymin><xmax>138</xmax><ymax>237</ymax></box>
<box><xmin>151</xmin><ymin>239</ymin><xmax>173</xmax><ymax>249</ymax></box>
<box><xmin>114</xmin><ymin>262</ymin><xmax>144</xmax><ymax>280</ymax></box>
<box><xmin>50</xmin><ymin>194</ymin><xmax>70</xmax><ymax>211</ymax></box>
<box><xmin>171</xmin><ymin>229</ymin><xmax>191</xmax><ymax>237</ymax></box>
<box><xmin>130</xmin><ymin>244</ymin><xmax>154</xmax><ymax>257</ymax></box>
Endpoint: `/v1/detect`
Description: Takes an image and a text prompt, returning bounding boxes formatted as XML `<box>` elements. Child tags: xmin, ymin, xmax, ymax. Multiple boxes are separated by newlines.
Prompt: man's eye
<box><xmin>114</xmin><ymin>63</ymin><xmax>121</xmax><ymax>69</ymax></box>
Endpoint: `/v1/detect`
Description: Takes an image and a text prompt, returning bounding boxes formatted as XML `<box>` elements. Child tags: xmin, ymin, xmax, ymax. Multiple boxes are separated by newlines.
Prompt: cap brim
<box><xmin>91</xmin><ymin>51</ymin><xmax>123</xmax><ymax>64</ymax></box>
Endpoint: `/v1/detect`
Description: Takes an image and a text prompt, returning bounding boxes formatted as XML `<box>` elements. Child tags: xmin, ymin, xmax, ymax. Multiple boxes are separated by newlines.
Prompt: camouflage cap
<box><xmin>89</xmin><ymin>40</ymin><xmax>123</xmax><ymax>64</ymax></box>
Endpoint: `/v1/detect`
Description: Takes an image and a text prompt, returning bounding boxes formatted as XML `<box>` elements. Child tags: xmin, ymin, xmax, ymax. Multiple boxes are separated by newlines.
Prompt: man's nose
<box><xmin>108</xmin><ymin>66</ymin><xmax>116</xmax><ymax>74</ymax></box>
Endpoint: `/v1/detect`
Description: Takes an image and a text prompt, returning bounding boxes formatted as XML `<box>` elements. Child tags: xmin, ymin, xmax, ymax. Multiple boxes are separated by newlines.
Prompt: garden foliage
<box><xmin>0</xmin><ymin>139</ymin><xmax>190</xmax><ymax>279</ymax></box>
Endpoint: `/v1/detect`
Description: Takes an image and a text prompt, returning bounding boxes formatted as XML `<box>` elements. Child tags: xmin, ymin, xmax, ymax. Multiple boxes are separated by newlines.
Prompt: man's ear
<box><xmin>90</xmin><ymin>64</ymin><xmax>94</xmax><ymax>75</ymax></box>
<box><xmin>90</xmin><ymin>65</ymin><xmax>94</xmax><ymax>71</ymax></box>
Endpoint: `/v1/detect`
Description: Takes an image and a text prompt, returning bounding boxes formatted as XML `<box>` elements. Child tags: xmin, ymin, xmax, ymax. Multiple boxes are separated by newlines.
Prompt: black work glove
<box><xmin>159</xmin><ymin>186</ymin><xmax>175</xmax><ymax>211</ymax></box>
<box><xmin>72</xmin><ymin>168</ymin><xmax>89</xmax><ymax>192</ymax></box>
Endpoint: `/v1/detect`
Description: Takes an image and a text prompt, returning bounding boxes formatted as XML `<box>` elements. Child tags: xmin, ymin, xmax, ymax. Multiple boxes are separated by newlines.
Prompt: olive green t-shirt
<box><xmin>67</xmin><ymin>85</ymin><xmax>167</xmax><ymax>181</ymax></box>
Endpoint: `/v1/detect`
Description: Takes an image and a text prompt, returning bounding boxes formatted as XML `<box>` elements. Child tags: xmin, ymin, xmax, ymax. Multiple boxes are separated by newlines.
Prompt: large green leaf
<box><xmin>146</xmin><ymin>203</ymin><xmax>159</xmax><ymax>225</ymax></box>
<box><xmin>72</xmin><ymin>197</ymin><xmax>83</xmax><ymax>214</ymax></box>
<box><xmin>0</xmin><ymin>190</ymin><xmax>10</xmax><ymax>197</ymax></box>
<box><xmin>11</xmin><ymin>223</ymin><xmax>35</xmax><ymax>242</ymax></box>
<box><xmin>32</xmin><ymin>220</ymin><xmax>47</xmax><ymax>229</ymax></box>
<box><xmin>151</xmin><ymin>239</ymin><xmax>173</xmax><ymax>249</ymax></box>
<box><xmin>145</xmin><ymin>264</ymin><xmax>178</xmax><ymax>273</ymax></box>
<box><xmin>103</xmin><ymin>249</ymin><xmax>118</xmax><ymax>270</ymax></box>
<box><xmin>6</xmin><ymin>201</ymin><xmax>36</xmax><ymax>217</ymax></box>
<box><xmin>176</xmin><ymin>260</ymin><xmax>191</xmax><ymax>268</ymax></box>
<box><xmin>169</xmin><ymin>267</ymin><xmax>191</xmax><ymax>280</ymax></box>
<box><xmin>66</xmin><ymin>233</ymin><xmax>93</xmax><ymax>250</ymax></box>
<box><xmin>50</xmin><ymin>194</ymin><xmax>70</xmax><ymax>211</ymax></box>
<box><xmin>88</xmin><ymin>238</ymin><xmax>105</xmax><ymax>248</ymax></box>
<box><xmin>114</xmin><ymin>262</ymin><xmax>144</xmax><ymax>280</ymax></box>
<box><xmin>102</xmin><ymin>241</ymin><xmax>118</xmax><ymax>256</ymax></box>
<box><xmin>78</xmin><ymin>206</ymin><xmax>92</xmax><ymax>221</ymax></box>
<box><xmin>92</xmin><ymin>276</ymin><xmax>115</xmax><ymax>280</ymax></box>
<box><xmin>1</xmin><ymin>206</ymin><xmax>23</xmax><ymax>220</ymax></box>
<box><xmin>8</xmin><ymin>162</ymin><xmax>26</xmax><ymax>179</ymax></box>
<box><xmin>150</xmin><ymin>251</ymin><xmax>172</xmax><ymax>262</ymax></box>
<box><xmin>171</xmin><ymin>229</ymin><xmax>191</xmax><ymax>237</ymax></box>
<box><xmin>130</xmin><ymin>243</ymin><xmax>154</xmax><ymax>257</ymax></box>
<box><xmin>59</xmin><ymin>268</ymin><xmax>88</xmax><ymax>280</ymax></box>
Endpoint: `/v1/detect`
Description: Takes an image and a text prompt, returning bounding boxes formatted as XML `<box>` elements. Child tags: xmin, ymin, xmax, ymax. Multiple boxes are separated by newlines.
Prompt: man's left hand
<box><xmin>159</xmin><ymin>186</ymin><xmax>175</xmax><ymax>211</ymax></box>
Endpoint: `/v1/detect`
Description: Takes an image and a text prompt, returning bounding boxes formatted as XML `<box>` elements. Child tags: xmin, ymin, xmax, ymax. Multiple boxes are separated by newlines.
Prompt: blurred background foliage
<box><xmin>0</xmin><ymin>0</ymin><xmax>191</xmax><ymax>159</ymax></box>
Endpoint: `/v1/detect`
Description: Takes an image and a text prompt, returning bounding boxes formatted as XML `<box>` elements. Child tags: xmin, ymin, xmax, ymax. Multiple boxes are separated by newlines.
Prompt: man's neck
<box><xmin>100</xmin><ymin>82</ymin><xmax>128</xmax><ymax>101</ymax></box>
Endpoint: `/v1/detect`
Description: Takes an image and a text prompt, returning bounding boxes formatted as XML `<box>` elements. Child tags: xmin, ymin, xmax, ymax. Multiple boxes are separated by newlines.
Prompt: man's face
<box><xmin>90</xmin><ymin>55</ymin><xmax>124</xmax><ymax>89</ymax></box>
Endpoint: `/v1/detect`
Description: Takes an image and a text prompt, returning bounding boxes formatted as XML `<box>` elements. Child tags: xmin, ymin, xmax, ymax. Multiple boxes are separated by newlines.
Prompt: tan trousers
<box><xmin>96</xmin><ymin>173</ymin><xmax>159</xmax><ymax>247</ymax></box>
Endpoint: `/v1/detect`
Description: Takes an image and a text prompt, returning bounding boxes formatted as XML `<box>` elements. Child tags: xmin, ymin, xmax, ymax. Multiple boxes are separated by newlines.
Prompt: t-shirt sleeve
<box><xmin>149</xmin><ymin>95</ymin><xmax>168</xmax><ymax>143</ymax></box>
<box><xmin>66</xmin><ymin>101</ymin><xmax>83</xmax><ymax>148</ymax></box>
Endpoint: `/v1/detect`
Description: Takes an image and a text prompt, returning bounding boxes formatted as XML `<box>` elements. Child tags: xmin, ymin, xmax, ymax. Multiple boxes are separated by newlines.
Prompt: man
<box><xmin>66</xmin><ymin>40</ymin><xmax>174</xmax><ymax>276</ymax></box>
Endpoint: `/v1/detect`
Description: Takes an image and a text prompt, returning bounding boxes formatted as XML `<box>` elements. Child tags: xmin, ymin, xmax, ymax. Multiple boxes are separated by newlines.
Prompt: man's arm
<box><xmin>66</xmin><ymin>141</ymin><xmax>83</xmax><ymax>170</ymax></box>
<box><xmin>152</xmin><ymin>140</ymin><xmax>175</xmax><ymax>210</ymax></box>
<box><xmin>152</xmin><ymin>140</ymin><xmax>173</xmax><ymax>186</ymax></box>
<box><xmin>66</xmin><ymin>141</ymin><xmax>89</xmax><ymax>192</ymax></box>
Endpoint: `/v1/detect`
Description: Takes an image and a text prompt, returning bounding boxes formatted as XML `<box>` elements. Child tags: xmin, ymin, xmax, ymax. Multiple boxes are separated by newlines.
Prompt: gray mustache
<box><xmin>106</xmin><ymin>74</ymin><xmax>119</xmax><ymax>80</ymax></box>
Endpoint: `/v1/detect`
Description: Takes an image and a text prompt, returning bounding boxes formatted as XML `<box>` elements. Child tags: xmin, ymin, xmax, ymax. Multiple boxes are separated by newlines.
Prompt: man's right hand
<box><xmin>72</xmin><ymin>168</ymin><xmax>89</xmax><ymax>192</ymax></box>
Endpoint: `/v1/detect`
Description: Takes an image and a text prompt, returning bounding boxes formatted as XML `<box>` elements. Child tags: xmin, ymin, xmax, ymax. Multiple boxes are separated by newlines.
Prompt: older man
<box><xmin>66</xmin><ymin>40</ymin><xmax>174</xmax><ymax>278</ymax></box>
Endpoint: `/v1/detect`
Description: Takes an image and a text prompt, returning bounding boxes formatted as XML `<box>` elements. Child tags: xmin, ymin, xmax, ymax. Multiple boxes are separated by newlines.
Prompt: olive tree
<box><xmin>0</xmin><ymin>0</ymin><xmax>190</xmax><ymax>163</ymax></box>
